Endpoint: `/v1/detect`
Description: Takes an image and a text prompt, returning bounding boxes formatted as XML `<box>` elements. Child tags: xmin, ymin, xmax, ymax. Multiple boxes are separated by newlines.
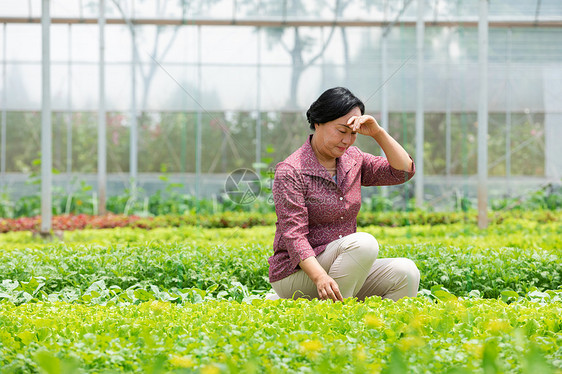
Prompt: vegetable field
<box><xmin>0</xmin><ymin>213</ymin><xmax>561</xmax><ymax>373</ymax></box>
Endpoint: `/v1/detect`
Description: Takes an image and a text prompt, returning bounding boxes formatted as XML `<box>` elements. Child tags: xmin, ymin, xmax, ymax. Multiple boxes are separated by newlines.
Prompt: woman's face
<box><xmin>313</xmin><ymin>106</ymin><xmax>361</xmax><ymax>160</ymax></box>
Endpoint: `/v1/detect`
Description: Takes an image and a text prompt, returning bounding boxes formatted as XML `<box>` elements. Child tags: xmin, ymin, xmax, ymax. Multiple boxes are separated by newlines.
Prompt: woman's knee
<box><xmin>347</xmin><ymin>232</ymin><xmax>379</xmax><ymax>261</ymax></box>
<box><xmin>394</xmin><ymin>258</ymin><xmax>421</xmax><ymax>285</ymax></box>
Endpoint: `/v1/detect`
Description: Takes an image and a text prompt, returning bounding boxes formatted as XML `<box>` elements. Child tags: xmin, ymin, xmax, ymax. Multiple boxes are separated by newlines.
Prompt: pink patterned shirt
<box><xmin>268</xmin><ymin>134</ymin><xmax>415</xmax><ymax>283</ymax></box>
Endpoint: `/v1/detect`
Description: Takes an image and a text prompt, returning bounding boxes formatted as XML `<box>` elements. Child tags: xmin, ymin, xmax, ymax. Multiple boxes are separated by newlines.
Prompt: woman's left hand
<box><xmin>347</xmin><ymin>115</ymin><xmax>382</xmax><ymax>138</ymax></box>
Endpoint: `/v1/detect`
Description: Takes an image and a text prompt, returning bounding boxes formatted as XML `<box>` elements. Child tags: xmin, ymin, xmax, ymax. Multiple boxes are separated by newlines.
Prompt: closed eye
<box><xmin>339</xmin><ymin>125</ymin><xmax>357</xmax><ymax>135</ymax></box>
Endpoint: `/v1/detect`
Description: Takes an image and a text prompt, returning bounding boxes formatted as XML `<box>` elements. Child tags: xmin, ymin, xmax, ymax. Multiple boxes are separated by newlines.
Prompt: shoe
<box><xmin>265</xmin><ymin>291</ymin><xmax>281</xmax><ymax>300</ymax></box>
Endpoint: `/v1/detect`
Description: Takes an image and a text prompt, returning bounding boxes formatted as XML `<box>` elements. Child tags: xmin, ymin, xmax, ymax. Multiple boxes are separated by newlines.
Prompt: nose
<box><xmin>342</xmin><ymin>132</ymin><xmax>353</xmax><ymax>145</ymax></box>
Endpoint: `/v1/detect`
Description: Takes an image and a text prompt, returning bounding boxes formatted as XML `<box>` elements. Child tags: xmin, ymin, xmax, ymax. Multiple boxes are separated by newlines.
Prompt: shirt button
<box><xmin>340</xmin><ymin>216</ymin><xmax>344</xmax><ymax>220</ymax></box>
<box><xmin>339</xmin><ymin>197</ymin><xmax>343</xmax><ymax>201</ymax></box>
<box><xmin>339</xmin><ymin>235</ymin><xmax>343</xmax><ymax>239</ymax></box>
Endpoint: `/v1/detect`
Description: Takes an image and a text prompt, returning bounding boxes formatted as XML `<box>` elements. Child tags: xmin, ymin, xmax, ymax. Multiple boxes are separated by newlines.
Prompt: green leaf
<box><xmin>134</xmin><ymin>289</ymin><xmax>155</xmax><ymax>302</ymax></box>
<box><xmin>17</xmin><ymin>331</ymin><xmax>36</xmax><ymax>345</ymax></box>
<box><xmin>433</xmin><ymin>289</ymin><xmax>457</xmax><ymax>302</ymax></box>
<box><xmin>500</xmin><ymin>290</ymin><xmax>519</xmax><ymax>303</ymax></box>
<box><xmin>33</xmin><ymin>350</ymin><xmax>61</xmax><ymax>374</ymax></box>
<box><xmin>382</xmin><ymin>347</ymin><xmax>408</xmax><ymax>374</ymax></box>
<box><xmin>525</xmin><ymin>344</ymin><xmax>554</xmax><ymax>374</ymax></box>
<box><xmin>482</xmin><ymin>341</ymin><xmax>499</xmax><ymax>374</ymax></box>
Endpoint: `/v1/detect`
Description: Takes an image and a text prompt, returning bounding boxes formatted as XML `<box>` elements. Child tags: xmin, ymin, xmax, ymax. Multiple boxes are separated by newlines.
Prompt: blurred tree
<box><xmin>239</xmin><ymin>0</ymin><xmax>339</xmax><ymax>107</ymax></box>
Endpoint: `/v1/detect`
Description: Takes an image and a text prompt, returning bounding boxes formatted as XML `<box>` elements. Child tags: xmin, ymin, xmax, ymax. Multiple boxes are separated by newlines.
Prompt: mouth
<box><xmin>337</xmin><ymin>146</ymin><xmax>346</xmax><ymax>152</ymax></box>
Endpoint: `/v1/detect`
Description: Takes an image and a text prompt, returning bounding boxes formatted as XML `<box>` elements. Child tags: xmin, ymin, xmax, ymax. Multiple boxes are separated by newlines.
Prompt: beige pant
<box><xmin>270</xmin><ymin>232</ymin><xmax>420</xmax><ymax>301</ymax></box>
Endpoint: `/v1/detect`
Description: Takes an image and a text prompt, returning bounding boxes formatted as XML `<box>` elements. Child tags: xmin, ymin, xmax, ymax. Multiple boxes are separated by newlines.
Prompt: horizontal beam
<box><xmin>0</xmin><ymin>17</ymin><xmax>561</xmax><ymax>28</ymax></box>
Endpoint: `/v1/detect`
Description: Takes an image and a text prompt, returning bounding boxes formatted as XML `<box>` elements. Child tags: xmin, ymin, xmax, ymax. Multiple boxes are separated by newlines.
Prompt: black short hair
<box><xmin>306</xmin><ymin>87</ymin><xmax>365</xmax><ymax>130</ymax></box>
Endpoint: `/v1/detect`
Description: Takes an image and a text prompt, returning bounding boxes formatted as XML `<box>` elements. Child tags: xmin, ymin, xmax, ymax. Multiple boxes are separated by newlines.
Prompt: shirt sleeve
<box><xmin>360</xmin><ymin>149</ymin><xmax>416</xmax><ymax>186</ymax></box>
<box><xmin>272</xmin><ymin>162</ymin><xmax>316</xmax><ymax>269</ymax></box>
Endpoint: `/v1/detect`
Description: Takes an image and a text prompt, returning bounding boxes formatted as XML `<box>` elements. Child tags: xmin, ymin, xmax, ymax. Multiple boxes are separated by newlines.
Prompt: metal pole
<box><xmin>181</xmin><ymin>116</ymin><xmax>187</xmax><ymax>172</ymax></box>
<box><xmin>320</xmin><ymin>27</ymin><xmax>326</xmax><ymax>88</ymax></box>
<box><xmin>98</xmin><ymin>0</ymin><xmax>106</xmax><ymax>215</ymax></box>
<box><xmin>415</xmin><ymin>0</ymin><xmax>424</xmax><ymax>208</ymax></box>
<box><xmin>0</xmin><ymin>16</ymin><xmax>561</xmax><ymax>28</ymax></box>
<box><xmin>41</xmin><ymin>0</ymin><xmax>52</xmax><ymax>235</ymax></box>
<box><xmin>445</xmin><ymin>29</ymin><xmax>451</xmax><ymax>178</ymax></box>
<box><xmin>381</xmin><ymin>33</ymin><xmax>389</xmax><ymax>139</ymax></box>
<box><xmin>1</xmin><ymin>23</ymin><xmax>7</xmax><ymax>182</ymax></box>
<box><xmin>181</xmin><ymin>12</ymin><xmax>187</xmax><ymax>174</ymax></box>
<box><xmin>66</xmin><ymin>23</ymin><xmax>72</xmax><ymax>191</ymax></box>
<box><xmin>55</xmin><ymin>112</ymin><xmax>62</xmax><ymax>168</ymax></box>
<box><xmin>381</xmin><ymin>1</ymin><xmax>389</xmax><ymax>138</ymax></box>
<box><xmin>381</xmin><ymin>23</ymin><xmax>389</xmax><ymax>198</ymax></box>
<box><xmin>195</xmin><ymin>25</ymin><xmax>202</xmax><ymax>201</ymax></box>
<box><xmin>130</xmin><ymin>22</ymin><xmax>138</xmax><ymax>194</ymax></box>
<box><xmin>445</xmin><ymin>31</ymin><xmax>452</xmax><ymax>210</ymax></box>
<box><xmin>506</xmin><ymin>27</ymin><xmax>512</xmax><ymax>193</ymax></box>
<box><xmin>457</xmin><ymin>25</ymin><xmax>469</xmax><ymax>198</ymax></box>
<box><xmin>477</xmin><ymin>0</ymin><xmax>489</xmax><ymax>229</ymax></box>
<box><xmin>256</xmin><ymin>26</ymin><xmax>262</xmax><ymax>174</ymax></box>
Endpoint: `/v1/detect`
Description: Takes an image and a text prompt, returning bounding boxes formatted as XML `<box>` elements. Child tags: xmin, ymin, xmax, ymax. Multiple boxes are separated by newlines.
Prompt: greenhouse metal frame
<box><xmin>0</xmin><ymin>0</ymin><xmax>561</xmax><ymax>232</ymax></box>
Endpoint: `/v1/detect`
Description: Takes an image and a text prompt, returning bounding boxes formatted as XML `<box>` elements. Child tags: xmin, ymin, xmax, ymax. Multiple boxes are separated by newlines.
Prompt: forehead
<box><xmin>332</xmin><ymin>108</ymin><xmax>361</xmax><ymax>124</ymax></box>
<box><xmin>345</xmin><ymin>107</ymin><xmax>362</xmax><ymax>117</ymax></box>
<box><xmin>331</xmin><ymin>107</ymin><xmax>362</xmax><ymax>123</ymax></box>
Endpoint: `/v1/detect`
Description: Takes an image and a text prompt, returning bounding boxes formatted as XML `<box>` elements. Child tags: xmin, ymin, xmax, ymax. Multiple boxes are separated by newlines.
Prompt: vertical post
<box><xmin>195</xmin><ymin>25</ymin><xmax>202</xmax><ymax>201</ymax></box>
<box><xmin>505</xmin><ymin>27</ymin><xmax>512</xmax><ymax>193</ymax></box>
<box><xmin>1</xmin><ymin>23</ymin><xmax>7</xmax><ymax>182</ymax></box>
<box><xmin>221</xmin><ymin>131</ymin><xmax>227</xmax><ymax>173</ymax></box>
<box><xmin>381</xmin><ymin>21</ymin><xmax>389</xmax><ymax>198</ymax></box>
<box><xmin>381</xmin><ymin>33</ymin><xmax>389</xmax><ymax>139</ymax></box>
<box><xmin>445</xmin><ymin>97</ymin><xmax>451</xmax><ymax>200</ymax></box>
<box><xmin>98</xmin><ymin>0</ymin><xmax>107</xmax><ymax>215</ymax></box>
<box><xmin>320</xmin><ymin>27</ymin><xmax>326</xmax><ymax>88</ymax></box>
<box><xmin>458</xmin><ymin>26</ymin><xmax>469</xmax><ymax>199</ymax></box>
<box><xmin>445</xmin><ymin>29</ymin><xmax>451</xmax><ymax>179</ymax></box>
<box><xmin>255</xmin><ymin>26</ymin><xmax>262</xmax><ymax>174</ymax></box>
<box><xmin>66</xmin><ymin>24</ymin><xmax>72</xmax><ymax>191</ymax></box>
<box><xmin>130</xmin><ymin>22</ymin><xmax>138</xmax><ymax>194</ymax></box>
<box><xmin>41</xmin><ymin>0</ymin><xmax>52</xmax><ymax>235</ymax></box>
<box><xmin>181</xmin><ymin>11</ymin><xmax>187</xmax><ymax>174</ymax></box>
<box><xmin>54</xmin><ymin>112</ymin><xmax>62</xmax><ymax>168</ymax></box>
<box><xmin>544</xmin><ymin>68</ymin><xmax>562</xmax><ymax>179</ymax></box>
<box><xmin>381</xmin><ymin>2</ymin><xmax>389</xmax><ymax>138</ymax></box>
<box><xmin>415</xmin><ymin>0</ymin><xmax>425</xmax><ymax>208</ymax></box>
<box><xmin>477</xmin><ymin>0</ymin><xmax>489</xmax><ymax>229</ymax></box>
<box><xmin>181</xmin><ymin>113</ymin><xmax>187</xmax><ymax>172</ymax></box>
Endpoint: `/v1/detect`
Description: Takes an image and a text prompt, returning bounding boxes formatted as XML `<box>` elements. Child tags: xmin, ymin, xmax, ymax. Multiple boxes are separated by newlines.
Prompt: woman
<box><xmin>268</xmin><ymin>87</ymin><xmax>419</xmax><ymax>302</ymax></box>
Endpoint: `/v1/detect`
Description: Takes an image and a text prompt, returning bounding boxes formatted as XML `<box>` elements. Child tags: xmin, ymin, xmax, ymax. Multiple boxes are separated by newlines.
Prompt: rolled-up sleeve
<box><xmin>272</xmin><ymin>163</ymin><xmax>315</xmax><ymax>269</ymax></box>
<box><xmin>360</xmin><ymin>150</ymin><xmax>416</xmax><ymax>186</ymax></box>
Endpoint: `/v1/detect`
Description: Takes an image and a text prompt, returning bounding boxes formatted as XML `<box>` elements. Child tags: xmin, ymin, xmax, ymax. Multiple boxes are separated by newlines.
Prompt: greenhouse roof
<box><xmin>1</xmin><ymin>0</ymin><xmax>561</xmax><ymax>24</ymax></box>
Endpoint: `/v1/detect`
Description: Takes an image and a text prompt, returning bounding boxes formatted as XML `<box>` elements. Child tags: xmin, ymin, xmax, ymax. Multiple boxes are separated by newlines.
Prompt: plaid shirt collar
<box><xmin>295</xmin><ymin>134</ymin><xmax>357</xmax><ymax>184</ymax></box>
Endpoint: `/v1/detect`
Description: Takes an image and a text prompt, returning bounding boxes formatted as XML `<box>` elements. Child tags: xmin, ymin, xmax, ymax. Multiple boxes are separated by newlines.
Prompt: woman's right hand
<box><xmin>299</xmin><ymin>256</ymin><xmax>344</xmax><ymax>302</ymax></box>
<box><xmin>314</xmin><ymin>274</ymin><xmax>344</xmax><ymax>302</ymax></box>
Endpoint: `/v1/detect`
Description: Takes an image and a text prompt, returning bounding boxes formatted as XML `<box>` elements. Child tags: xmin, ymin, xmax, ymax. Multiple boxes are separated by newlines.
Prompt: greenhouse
<box><xmin>1</xmin><ymin>0</ymin><xmax>561</xmax><ymax>219</ymax></box>
<box><xmin>0</xmin><ymin>1</ymin><xmax>561</xmax><ymax>373</ymax></box>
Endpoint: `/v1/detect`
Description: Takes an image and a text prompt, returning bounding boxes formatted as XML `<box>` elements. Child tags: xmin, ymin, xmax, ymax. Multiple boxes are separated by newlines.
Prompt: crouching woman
<box><xmin>268</xmin><ymin>87</ymin><xmax>420</xmax><ymax>302</ymax></box>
